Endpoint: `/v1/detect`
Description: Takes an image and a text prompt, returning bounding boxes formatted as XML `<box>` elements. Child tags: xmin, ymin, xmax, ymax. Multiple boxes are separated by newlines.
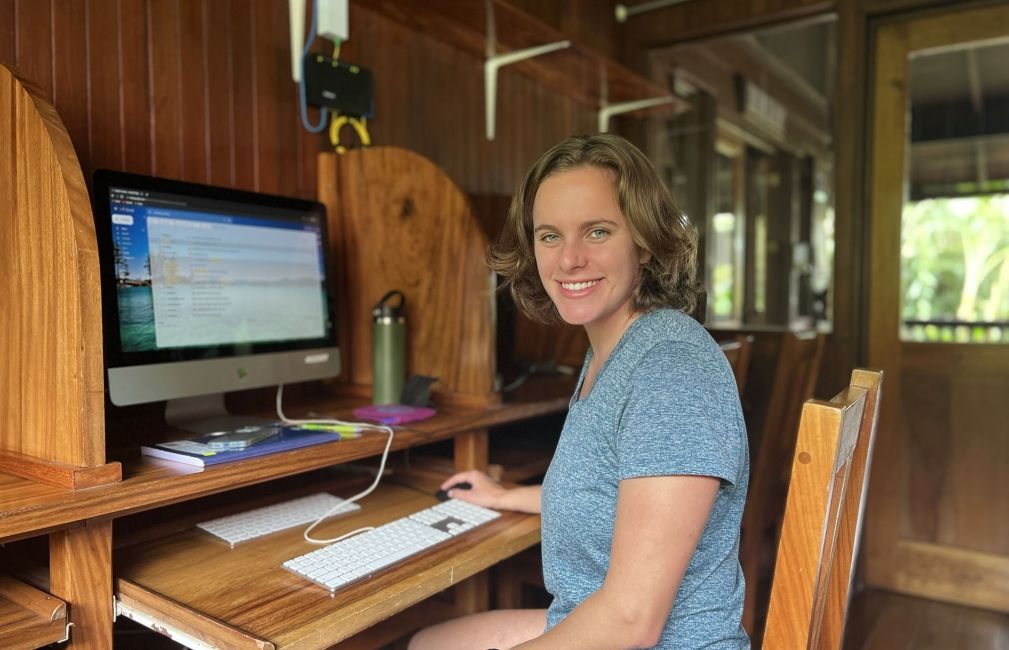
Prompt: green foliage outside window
<box><xmin>901</xmin><ymin>194</ymin><xmax>1009</xmax><ymax>342</ymax></box>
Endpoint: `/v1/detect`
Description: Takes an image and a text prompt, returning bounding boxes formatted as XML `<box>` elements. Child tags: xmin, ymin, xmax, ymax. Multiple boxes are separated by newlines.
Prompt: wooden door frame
<box><xmin>865</xmin><ymin>1</ymin><xmax>1009</xmax><ymax>612</ymax></box>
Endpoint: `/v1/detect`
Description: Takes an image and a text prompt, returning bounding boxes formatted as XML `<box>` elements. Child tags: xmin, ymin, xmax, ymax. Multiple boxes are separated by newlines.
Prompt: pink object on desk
<box><xmin>352</xmin><ymin>404</ymin><xmax>437</xmax><ymax>425</ymax></box>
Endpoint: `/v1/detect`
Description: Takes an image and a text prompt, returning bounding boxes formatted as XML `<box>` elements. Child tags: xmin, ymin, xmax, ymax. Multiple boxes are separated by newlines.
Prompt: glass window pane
<box><xmin>901</xmin><ymin>41</ymin><xmax>1009</xmax><ymax>343</ymax></box>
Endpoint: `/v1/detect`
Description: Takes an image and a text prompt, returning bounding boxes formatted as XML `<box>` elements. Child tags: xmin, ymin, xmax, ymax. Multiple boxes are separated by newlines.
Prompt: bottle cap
<box><xmin>372</xmin><ymin>290</ymin><xmax>406</xmax><ymax>319</ymax></box>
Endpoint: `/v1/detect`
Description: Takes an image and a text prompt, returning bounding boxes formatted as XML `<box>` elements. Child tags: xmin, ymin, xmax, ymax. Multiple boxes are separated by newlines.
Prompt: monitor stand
<box><xmin>165</xmin><ymin>393</ymin><xmax>278</xmax><ymax>435</ymax></box>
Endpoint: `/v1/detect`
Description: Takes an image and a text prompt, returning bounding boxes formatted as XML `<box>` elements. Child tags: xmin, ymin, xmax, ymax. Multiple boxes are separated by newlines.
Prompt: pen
<box><xmin>296</xmin><ymin>423</ymin><xmax>363</xmax><ymax>434</ymax></box>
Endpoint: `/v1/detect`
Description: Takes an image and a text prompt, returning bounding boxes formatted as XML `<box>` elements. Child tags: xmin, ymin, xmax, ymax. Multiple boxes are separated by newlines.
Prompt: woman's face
<box><xmin>532</xmin><ymin>165</ymin><xmax>644</xmax><ymax>342</ymax></box>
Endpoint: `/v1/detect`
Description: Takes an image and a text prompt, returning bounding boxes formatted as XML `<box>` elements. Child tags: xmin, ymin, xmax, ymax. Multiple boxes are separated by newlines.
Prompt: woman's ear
<box><xmin>639</xmin><ymin>248</ymin><xmax>652</xmax><ymax>264</ymax></box>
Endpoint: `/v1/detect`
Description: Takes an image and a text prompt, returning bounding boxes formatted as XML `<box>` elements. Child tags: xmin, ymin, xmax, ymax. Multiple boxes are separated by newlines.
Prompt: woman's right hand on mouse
<box><xmin>440</xmin><ymin>470</ymin><xmax>507</xmax><ymax>509</ymax></box>
<box><xmin>440</xmin><ymin>471</ymin><xmax>543</xmax><ymax>514</ymax></box>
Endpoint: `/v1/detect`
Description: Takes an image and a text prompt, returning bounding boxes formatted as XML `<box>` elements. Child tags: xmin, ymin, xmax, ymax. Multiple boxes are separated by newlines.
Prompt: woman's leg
<box><xmin>408</xmin><ymin>608</ymin><xmax>547</xmax><ymax>650</ymax></box>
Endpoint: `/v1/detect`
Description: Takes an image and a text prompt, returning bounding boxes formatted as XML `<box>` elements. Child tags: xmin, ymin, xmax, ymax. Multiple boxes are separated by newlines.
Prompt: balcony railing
<box><xmin>901</xmin><ymin>320</ymin><xmax>1009</xmax><ymax>343</ymax></box>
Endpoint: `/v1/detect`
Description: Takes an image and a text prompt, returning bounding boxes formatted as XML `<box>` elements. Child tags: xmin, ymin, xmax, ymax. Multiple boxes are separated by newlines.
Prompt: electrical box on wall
<box><xmin>303</xmin><ymin>54</ymin><xmax>374</xmax><ymax>118</ymax></box>
<box><xmin>290</xmin><ymin>0</ymin><xmax>349</xmax><ymax>82</ymax></box>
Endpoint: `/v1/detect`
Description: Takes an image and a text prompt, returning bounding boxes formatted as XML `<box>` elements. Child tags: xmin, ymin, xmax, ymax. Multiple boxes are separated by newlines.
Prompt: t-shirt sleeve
<box><xmin>615</xmin><ymin>341</ymin><xmax>745</xmax><ymax>486</ymax></box>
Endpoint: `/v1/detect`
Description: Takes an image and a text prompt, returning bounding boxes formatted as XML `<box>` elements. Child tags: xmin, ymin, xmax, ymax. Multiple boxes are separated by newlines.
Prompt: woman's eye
<box><xmin>539</xmin><ymin>233</ymin><xmax>560</xmax><ymax>243</ymax></box>
<box><xmin>588</xmin><ymin>228</ymin><xmax>610</xmax><ymax>239</ymax></box>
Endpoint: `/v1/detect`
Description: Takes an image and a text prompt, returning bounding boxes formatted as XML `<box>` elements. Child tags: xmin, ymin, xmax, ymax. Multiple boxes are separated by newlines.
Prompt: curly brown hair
<box><xmin>489</xmin><ymin>133</ymin><xmax>701</xmax><ymax>324</ymax></box>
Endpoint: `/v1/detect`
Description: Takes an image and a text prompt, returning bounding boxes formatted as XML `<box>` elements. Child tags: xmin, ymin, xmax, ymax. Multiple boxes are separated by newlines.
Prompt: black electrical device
<box><xmin>303</xmin><ymin>54</ymin><xmax>374</xmax><ymax>118</ymax></box>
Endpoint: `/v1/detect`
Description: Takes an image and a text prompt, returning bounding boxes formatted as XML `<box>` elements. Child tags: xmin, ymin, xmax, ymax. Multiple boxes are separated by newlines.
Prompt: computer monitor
<box><xmin>92</xmin><ymin>170</ymin><xmax>341</xmax><ymax>432</ymax></box>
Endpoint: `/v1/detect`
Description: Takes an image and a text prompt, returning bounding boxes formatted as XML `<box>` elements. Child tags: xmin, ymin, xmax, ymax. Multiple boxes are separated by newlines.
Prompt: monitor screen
<box><xmin>93</xmin><ymin>170</ymin><xmax>340</xmax><ymax>421</ymax></box>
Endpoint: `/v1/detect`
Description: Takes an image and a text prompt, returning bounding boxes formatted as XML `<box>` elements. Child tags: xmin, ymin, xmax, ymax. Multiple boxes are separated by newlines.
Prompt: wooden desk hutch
<box><xmin>0</xmin><ymin>64</ymin><xmax>564</xmax><ymax>649</ymax></box>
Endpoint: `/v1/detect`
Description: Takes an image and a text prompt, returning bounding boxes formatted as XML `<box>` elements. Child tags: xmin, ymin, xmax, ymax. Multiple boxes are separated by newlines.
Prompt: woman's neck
<box><xmin>585</xmin><ymin>308</ymin><xmax>641</xmax><ymax>368</ymax></box>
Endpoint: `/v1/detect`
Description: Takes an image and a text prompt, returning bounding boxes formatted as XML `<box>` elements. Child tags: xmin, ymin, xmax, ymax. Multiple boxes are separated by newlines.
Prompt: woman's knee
<box><xmin>408</xmin><ymin>609</ymin><xmax>547</xmax><ymax>650</ymax></box>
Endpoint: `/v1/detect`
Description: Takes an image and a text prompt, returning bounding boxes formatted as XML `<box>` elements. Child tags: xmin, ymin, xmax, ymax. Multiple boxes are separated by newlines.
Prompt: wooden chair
<box><xmin>740</xmin><ymin>330</ymin><xmax>826</xmax><ymax>640</ymax></box>
<box><xmin>719</xmin><ymin>334</ymin><xmax>755</xmax><ymax>399</ymax></box>
<box><xmin>762</xmin><ymin>368</ymin><xmax>882</xmax><ymax>649</ymax></box>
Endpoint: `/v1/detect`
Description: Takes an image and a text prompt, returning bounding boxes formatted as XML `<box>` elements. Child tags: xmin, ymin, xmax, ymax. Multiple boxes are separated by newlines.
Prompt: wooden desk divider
<box><xmin>0</xmin><ymin>64</ymin><xmax>121</xmax><ymax>490</ymax></box>
<box><xmin>318</xmin><ymin>148</ymin><xmax>498</xmax><ymax>409</ymax></box>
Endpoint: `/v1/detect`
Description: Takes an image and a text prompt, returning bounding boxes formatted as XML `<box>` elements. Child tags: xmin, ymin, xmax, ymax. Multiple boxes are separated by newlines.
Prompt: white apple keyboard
<box><xmin>196</xmin><ymin>492</ymin><xmax>361</xmax><ymax>547</ymax></box>
<box><xmin>282</xmin><ymin>499</ymin><xmax>500</xmax><ymax>592</ymax></box>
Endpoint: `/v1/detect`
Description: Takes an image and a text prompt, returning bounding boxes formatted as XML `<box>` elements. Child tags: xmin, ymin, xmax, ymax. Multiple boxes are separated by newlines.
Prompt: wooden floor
<box><xmin>845</xmin><ymin>589</ymin><xmax>1009</xmax><ymax>649</ymax></box>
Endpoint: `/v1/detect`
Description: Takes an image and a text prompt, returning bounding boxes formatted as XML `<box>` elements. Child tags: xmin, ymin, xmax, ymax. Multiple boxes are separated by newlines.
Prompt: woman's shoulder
<box><xmin>631</xmin><ymin>308</ymin><xmax>717</xmax><ymax>352</ymax></box>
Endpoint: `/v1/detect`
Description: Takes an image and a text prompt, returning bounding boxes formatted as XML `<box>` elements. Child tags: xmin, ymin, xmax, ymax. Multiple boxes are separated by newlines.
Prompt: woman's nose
<box><xmin>559</xmin><ymin>239</ymin><xmax>587</xmax><ymax>271</ymax></box>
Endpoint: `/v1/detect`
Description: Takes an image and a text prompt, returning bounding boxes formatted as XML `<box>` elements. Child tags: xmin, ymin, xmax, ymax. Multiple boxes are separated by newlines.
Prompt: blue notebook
<box><xmin>141</xmin><ymin>427</ymin><xmax>344</xmax><ymax>467</ymax></box>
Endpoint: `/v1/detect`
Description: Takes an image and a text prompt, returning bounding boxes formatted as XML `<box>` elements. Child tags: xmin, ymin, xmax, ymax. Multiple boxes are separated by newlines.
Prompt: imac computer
<box><xmin>92</xmin><ymin>170</ymin><xmax>341</xmax><ymax>433</ymax></box>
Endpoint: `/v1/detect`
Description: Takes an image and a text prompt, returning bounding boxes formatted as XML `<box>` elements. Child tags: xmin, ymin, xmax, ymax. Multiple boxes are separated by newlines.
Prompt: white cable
<box><xmin>275</xmin><ymin>384</ymin><xmax>395</xmax><ymax>544</ymax></box>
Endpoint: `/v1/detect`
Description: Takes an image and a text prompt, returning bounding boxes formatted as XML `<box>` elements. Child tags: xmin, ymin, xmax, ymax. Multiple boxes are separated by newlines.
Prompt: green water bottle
<box><xmin>372</xmin><ymin>290</ymin><xmax>406</xmax><ymax>404</ymax></box>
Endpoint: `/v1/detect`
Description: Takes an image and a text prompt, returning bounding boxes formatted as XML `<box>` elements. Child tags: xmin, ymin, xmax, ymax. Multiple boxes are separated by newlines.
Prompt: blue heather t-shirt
<box><xmin>541</xmin><ymin>308</ymin><xmax>750</xmax><ymax>648</ymax></box>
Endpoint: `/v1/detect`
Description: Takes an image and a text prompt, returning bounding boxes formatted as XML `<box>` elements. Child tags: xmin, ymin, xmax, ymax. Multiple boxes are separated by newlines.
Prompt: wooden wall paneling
<box><xmin>250</xmin><ymin>1</ymin><xmax>279</xmax><ymax>194</ymax></box>
<box><xmin>0</xmin><ymin>0</ymin><xmax>13</xmax><ymax>67</ymax></box>
<box><xmin>13</xmin><ymin>0</ymin><xmax>52</xmax><ymax>99</ymax></box>
<box><xmin>179</xmin><ymin>0</ymin><xmax>209</xmax><ymax>184</ymax></box>
<box><xmin>52</xmin><ymin>1</ymin><xmax>92</xmax><ymax>178</ymax></box>
<box><xmin>87</xmin><ymin>0</ymin><xmax>125</xmax><ymax>173</ymax></box>
<box><xmin>206</xmin><ymin>0</ymin><xmax>235</xmax><ymax>188</ymax></box>
<box><xmin>120</xmin><ymin>0</ymin><xmax>153</xmax><ymax>176</ymax></box>
<box><xmin>149</xmin><ymin>0</ymin><xmax>183</xmax><ymax>180</ymax></box>
<box><xmin>229</xmin><ymin>0</ymin><xmax>256</xmax><ymax>192</ymax></box>
<box><xmin>270</xmin><ymin>0</ymin><xmax>302</xmax><ymax>199</ymax></box>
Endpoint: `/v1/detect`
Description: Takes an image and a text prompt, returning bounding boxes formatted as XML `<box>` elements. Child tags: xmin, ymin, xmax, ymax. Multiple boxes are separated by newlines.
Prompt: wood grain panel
<box><xmin>845</xmin><ymin>589</ymin><xmax>1009</xmax><ymax>650</ymax></box>
<box><xmin>50</xmin><ymin>521</ymin><xmax>114</xmax><ymax>650</ymax></box>
<box><xmin>623</xmin><ymin>0</ymin><xmax>832</xmax><ymax>48</ymax></box>
<box><xmin>149</xmin><ymin>0</ymin><xmax>183</xmax><ymax>179</ymax></box>
<box><xmin>87</xmin><ymin>0</ymin><xmax>124</xmax><ymax>172</ymax></box>
<box><xmin>251</xmin><ymin>0</ymin><xmax>280</xmax><ymax>194</ymax></box>
<box><xmin>7</xmin><ymin>0</ymin><xmax>604</xmax><ymax>205</ymax></box>
<box><xmin>0</xmin><ymin>0</ymin><xmax>13</xmax><ymax>67</ymax></box>
<box><xmin>0</xmin><ymin>397</ymin><xmax>566</xmax><ymax>541</ymax></box>
<box><xmin>864</xmin><ymin>18</ymin><xmax>909</xmax><ymax>587</ymax></box>
<box><xmin>13</xmin><ymin>0</ymin><xmax>52</xmax><ymax>99</ymax></box>
<box><xmin>179</xmin><ymin>0</ymin><xmax>209</xmax><ymax>183</ymax></box>
<box><xmin>115</xmin><ymin>483</ymin><xmax>541</xmax><ymax>649</ymax></box>
<box><xmin>205</xmin><ymin>0</ymin><xmax>234</xmax><ymax>187</ymax></box>
<box><xmin>875</xmin><ymin>539</ymin><xmax>1009</xmax><ymax>615</ymax></box>
<box><xmin>0</xmin><ymin>576</ymin><xmax>68</xmax><ymax>650</ymax></box>
<box><xmin>325</xmin><ymin>147</ymin><xmax>497</xmax><ymax>405</ymax></box>
<box><xmin>229</xmin><ymin>0</ymin><xmax>256</xmax><ymax>191</ymax></box>
<box><xmin>51</xmin><ymin>0</ymin><xmax>91</xmax><ymax>176</ymax></box>
<box><xmin>0</xmin><ymin>65</ymin><xmax>107</xmax><ymax>469</ymax></box>
<box><xmin>120</xmin><ymin>0</ymin><xmax>152</xmax><ymax>175</ymax></box>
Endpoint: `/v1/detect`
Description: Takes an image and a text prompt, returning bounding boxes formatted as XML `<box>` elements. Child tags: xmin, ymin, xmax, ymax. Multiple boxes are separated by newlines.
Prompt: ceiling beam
<box><xmin>622</xmin><ymin>0</ymin><xmax>834</xmax><ymax>48</ymax></box>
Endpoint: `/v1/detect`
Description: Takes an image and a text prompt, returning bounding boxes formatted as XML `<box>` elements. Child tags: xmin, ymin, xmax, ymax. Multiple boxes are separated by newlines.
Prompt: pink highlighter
<box><xmin>352</xmin><ymin>404</ymin><xmax>437</xmax><ymax>425</ymax></box>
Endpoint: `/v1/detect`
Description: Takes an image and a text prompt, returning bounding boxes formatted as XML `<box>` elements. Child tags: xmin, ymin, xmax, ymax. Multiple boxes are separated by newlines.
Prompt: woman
<box><xmin>410</xmin><ymin>134</ymin><xmax>749</xmax><ymax>649</ymax></box>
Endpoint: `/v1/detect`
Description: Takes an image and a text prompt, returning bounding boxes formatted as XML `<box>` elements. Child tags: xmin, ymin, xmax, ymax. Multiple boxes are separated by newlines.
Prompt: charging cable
<box><xmin>298</xmin><ymin>0</ymin><xmax>329</xmax><ymax>133</ymax></box>
<box><xmin>275</xmin><ymin>384</ymin><xmax>395</xmax><ymax>544</ymax></box>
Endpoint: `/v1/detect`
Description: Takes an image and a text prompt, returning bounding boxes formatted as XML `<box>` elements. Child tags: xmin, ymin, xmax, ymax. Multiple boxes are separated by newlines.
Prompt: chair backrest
<box><xmin>762</xmin><ymin>368</ymin><xmax>883</xmax><ymax>649</ymax></box>
<box><xmin>719</xmin><ymin>335</ymin><xmax>754</xmax><ymax>399</ymax></box>
<box><xmin>740</xmin><ymin>330</ymin><xmax>825</xmax><ymax>639</ymax></box>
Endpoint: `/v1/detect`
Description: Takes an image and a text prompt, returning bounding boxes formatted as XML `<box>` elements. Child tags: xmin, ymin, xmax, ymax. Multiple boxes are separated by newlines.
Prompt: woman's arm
<box><xmin>513</xmin><ymin>473</ymin><xmax>720</xmax><ymax>649</ymax></box>
<box><xmin>440</xmin><ymin>470</ymin><xmax>542</xmax><ymax>514</ymax></box>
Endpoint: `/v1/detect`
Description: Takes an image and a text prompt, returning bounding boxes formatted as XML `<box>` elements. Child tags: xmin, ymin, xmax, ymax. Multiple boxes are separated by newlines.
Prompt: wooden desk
<box><xmin>0</xmin><ymin>398</ymin><xmax>565</xmax><ymax>648</ymax></box>
<box><xmin>115</xmin><ymin>483</ymin><xmax>540</xmax><ymax>649</ymax></box>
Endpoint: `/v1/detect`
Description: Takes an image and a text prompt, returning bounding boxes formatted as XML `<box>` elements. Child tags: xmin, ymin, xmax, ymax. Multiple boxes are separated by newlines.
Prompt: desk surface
<box><xmin>0</xmin><ymin>397</ymin><xmax>566</xmax><ymax>542</ymax></box>
<box><xmin>115</xmin><ymin>482</ymin><xmax>541</xmax><ymax>649</ymax></box>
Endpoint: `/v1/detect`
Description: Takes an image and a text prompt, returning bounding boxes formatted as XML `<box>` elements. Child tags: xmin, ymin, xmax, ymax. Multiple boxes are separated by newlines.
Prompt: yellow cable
<box><xmin>329</xmin><ymin>114</ymin><xmax>371</xmax><ymax>154</ymax></box>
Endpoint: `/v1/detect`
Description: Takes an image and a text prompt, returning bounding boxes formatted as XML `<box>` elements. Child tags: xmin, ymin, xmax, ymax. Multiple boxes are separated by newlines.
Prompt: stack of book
<box><xmin>141</xmin><ymin>425</ymin><xmax>355</xmax><ymax>467</ymax></box>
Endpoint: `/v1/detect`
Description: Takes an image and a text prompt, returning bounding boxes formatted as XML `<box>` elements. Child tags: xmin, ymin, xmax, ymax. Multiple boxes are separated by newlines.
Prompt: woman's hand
<box><xmin>439</xmin><ymin>470</ymin><xmax>508</xmax><ymax>509</ymax></box>
<box><xmin>439</xmin><ymin>471</ymin><xmax>543</xmax><ymax>514</ymax></box>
